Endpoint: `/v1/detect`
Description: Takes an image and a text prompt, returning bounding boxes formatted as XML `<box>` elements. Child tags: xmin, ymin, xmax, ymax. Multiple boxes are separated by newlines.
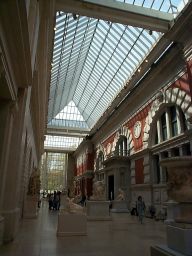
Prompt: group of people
<box><xmin>47</xmin><ymin>191</ymin><xmax>61</xmax><ymax>210</ymax></box>
<box><xmin>47</xmin><ymin>189</ymin><xmax>147</xmax><ymax>224</ymax></box>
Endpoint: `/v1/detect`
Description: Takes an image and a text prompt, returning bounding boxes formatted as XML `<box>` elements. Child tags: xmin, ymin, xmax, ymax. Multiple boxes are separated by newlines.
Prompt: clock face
<box><xmin>134</xmin><ymin>121</ymin><xmax>141</xmax><ymax>139</ymax></box>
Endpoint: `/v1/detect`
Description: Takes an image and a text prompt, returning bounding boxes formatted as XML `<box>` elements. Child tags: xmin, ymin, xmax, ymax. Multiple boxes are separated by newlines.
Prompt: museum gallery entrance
<box><xmin>108</xmin><ymin>175</ymin><xmax>114</xmax><ymax>200</ymax></box>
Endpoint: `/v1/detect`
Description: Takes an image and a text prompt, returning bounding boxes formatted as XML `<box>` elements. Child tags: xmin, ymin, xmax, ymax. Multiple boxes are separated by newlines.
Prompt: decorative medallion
<box><xmin>134</xmin><ymin>121</ymin><xmax>142</xmax><ymax>139</ymax></box>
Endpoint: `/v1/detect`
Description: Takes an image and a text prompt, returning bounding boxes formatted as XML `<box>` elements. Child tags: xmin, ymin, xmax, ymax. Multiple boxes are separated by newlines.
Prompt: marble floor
<box><xmin>0</xmin><ymin>201</ymin><xmax>166</xmax><ymax>256</ymax></box>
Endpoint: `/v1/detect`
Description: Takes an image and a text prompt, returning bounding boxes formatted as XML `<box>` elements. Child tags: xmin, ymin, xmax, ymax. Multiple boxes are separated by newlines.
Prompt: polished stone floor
<box><xmin>0</xmin><ymin>201</ymin><xmax>166</xmax><ymax>256</ymax></box>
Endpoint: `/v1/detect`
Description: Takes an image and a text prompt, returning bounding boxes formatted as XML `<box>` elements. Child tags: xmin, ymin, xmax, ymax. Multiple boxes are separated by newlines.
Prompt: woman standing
<box><xmin>137</xmin><ymin>196</ymin><xmax>145</xmax><ymax>224</ymax></box>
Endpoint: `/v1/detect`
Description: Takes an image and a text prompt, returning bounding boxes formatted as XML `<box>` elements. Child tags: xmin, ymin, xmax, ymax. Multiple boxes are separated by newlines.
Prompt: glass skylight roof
<box><xmin>48</xmin><ymin>0</ymin><xmax>188</xmax><ymax>132</ymax></box>
<box><xmin>48</xmin><ymin>101</ymin><xmax>89</xmax><ymax>130</ymax></box>
<box><xmin>44</xmin><ymin>135</ymin><xmax>83</xmax><ymax>150</ymax></box>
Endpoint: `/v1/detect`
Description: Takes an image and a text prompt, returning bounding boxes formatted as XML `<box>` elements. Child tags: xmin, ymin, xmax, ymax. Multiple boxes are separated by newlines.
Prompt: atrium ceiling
<box><xmin>45</xmin><ymin>0</ymin><xmax>189</xmax><ymax>150</ymax></box>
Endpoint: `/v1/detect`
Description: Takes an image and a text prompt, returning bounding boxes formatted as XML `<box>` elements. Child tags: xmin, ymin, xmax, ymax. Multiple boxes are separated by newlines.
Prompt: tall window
<box><xmin>97</xmin><ymin>151</ymin><xmax>104</xmax><ymax>170</ymax></box>
<box><xmin>116</xmin><ymin>136</ymin><xmax>128</xmax><ymax>156</ymax></box>
<box><xmin>161</xmin><ymin>112</ymin><xmax>167</xmax><ymax>141</ymax></box>
<box><xmin>40</xmin><ymin>152</ymin><xmax>68</xmax><ymax>192</ymax></box>
<box><xmin>152</xmin><ymin>105</ymin><xmax>189</xmax><ymax>184</ymax></box>
<box><xmin>170</xmin><ymin>106</ymin><xmax>178</xmax><ymax>136</ymax></box>
<box><xmin>154</xmin><ymin>155</ymin><xmax>160</xmax><ymax>184</ymax></box>
<box><xmin>155</xmin><ymin>105</ymin><xmax>186</xmax><ymax>144</ymax></box>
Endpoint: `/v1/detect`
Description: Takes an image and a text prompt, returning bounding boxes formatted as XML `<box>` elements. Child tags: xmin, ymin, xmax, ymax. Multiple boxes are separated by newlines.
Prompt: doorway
<box><xmin>108</xmin><ymin>175</ymin><xmax>114</xmax><ymax>200</ymax></box>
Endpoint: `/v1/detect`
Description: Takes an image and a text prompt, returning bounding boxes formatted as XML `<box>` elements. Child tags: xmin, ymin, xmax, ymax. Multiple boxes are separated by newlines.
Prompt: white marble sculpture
<box><xmin>90</xmin><ymin>181</ymin><xmax>105</xmax><ymax>200</ymax></box>
<box><xmin>60</xmin><ymin>197</ymin><xmax>84</xmax><ymax>214</ymax></box>
<box><xmin>115</xmin><ymin>188</ymin><xmax>125</xmax><ymax>201</ymax></box>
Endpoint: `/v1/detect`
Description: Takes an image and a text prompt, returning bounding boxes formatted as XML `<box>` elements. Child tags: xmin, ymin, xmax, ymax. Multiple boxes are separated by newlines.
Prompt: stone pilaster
<box><xmin>0</xmin><ymin>89</ymin><xmax>28</xmax><ymax>242</ymax></box>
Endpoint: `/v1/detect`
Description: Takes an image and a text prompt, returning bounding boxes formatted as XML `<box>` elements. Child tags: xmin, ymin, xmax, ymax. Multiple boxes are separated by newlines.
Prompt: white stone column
<box><xmin>176</xmin><ymin>106</ymin><xmax>182</xmax><ymax>134</ymax></box>
<box><xmin>165</xmin><ymin>109</ymin><xmax>171</xmax><ymax>139</ymax></box>
<box><xmin>123</xmin><ymin>140</ymin><xmax>127</xmax><ymax>156</ymax></box>
<box><xmin>157</xmin><ymin>120</ymin><xmax>162</xmax><ymax>143</ymax></box>
<box><xmin>0</xmin><ymin>101</ymin><xmax>14</xmax><ymax>245</ymax></box>
<box><xmin>0</xmin><ymin>101</ymin><xmax>14</xmax><ymax>209</ymax></box>
<box><xmin>0</xmin><ymin>89</ymin><xmax>28</xmax><ymax>242</ymax></box>
<box><xmin>119</xmin><ymin>143</ymin><xmax>123</xmax><ymax>156</ymax></box>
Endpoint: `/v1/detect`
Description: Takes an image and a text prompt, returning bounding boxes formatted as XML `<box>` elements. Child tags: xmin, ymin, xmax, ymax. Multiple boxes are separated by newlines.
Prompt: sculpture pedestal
<box><xmin>151</xmin><ymin>157</ymin><xmax>192</xmax><ymax>256</ymax></box>
<box><xmin>167</xmin><ymin>223</ymin><xmax>192</xmax><ymax>255</ymax></box>
<box><xmin>111</xmin><ymin>201</ymin><xmax>129</xmax><ymax>213</ymax></box>
<box><xmin>151</xmin><ymin>222</ymin><xmax>192</xmax><ymax>256</ymax></box>
<box><xmin>164</xmin><ymin>200</ymin><xmax>179</xmax><ymax>224</ymax></box>
<box><xmin>86</xmin><ymin>201</ymin><xmax>112</xmax><ymax>220</ymax></box>
<box><xmin>0</xmin><ymin>215</ymin><xmax>4</xmax><ymax>245</ymax></box>
<box><xmin>57</xmin><ymin>212</ymin><xmax>87</xmax><ymax>236</ymax></box>
<box><xmin>23</xmin><ymin>196</ymin><xmax>38</xmax><ymax>219</ymax></box>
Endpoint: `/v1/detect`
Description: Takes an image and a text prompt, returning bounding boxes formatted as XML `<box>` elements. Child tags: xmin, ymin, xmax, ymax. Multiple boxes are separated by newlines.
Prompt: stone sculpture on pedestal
<box><xmin>57</xmin><ymin>191</ymin><xmax>86</xmax><ymax>236</ymax></box>
<box><xmin>111</xmin><ymin>188</ymin><xmax>129</xmax><ymax>213</ymax></box>
<box><xmin>90</xmin><ymin>180</ymin><xmax>105</xmax><ymax>201</ymax></box>
<box><xmin>151</xmin><ymin>156</ymin><xmax>192</xmax><ymax>256</ymax></box>
<box><xmin>24</xmin><ymin>170</ymin><xmax>40</xmax><ymax>218</ymax></box>
<box><xmin>115</xmin><ymin>188</ymin><xmax>125</xmax><ymax>201</ymax></box>
<box><xmin>87</xmin><ymin>180</ymin><xmax>112</xmax><ymax>220</ymax></box>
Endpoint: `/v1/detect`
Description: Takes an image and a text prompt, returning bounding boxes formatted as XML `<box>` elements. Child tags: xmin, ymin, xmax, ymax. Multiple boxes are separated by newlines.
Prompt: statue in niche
<box><xmin>90</xmin><ymin>180</ymin><xmax>105</xmax><ymax>201</ymax></box>
<box><xmin>27</xmin><ymin>172</ymin><xmax>40</xmax><ymax>196</ymax></box>
<box><xmin>115</xmin><ymin>188</ymin><xmax>125</xmax><ymax>201</ymax></box>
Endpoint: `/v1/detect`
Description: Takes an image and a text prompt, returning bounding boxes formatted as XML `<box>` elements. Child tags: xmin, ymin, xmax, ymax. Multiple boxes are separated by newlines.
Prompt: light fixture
<box><xmin>138</xmin><ymin>68</ymin><xmax>141</xmax><ymax>72</ymax></box>
<box><xmin>149</xmin><ymin>30</ymin><xmax>152</xmax><ymax>35</ymax></box>
<box><xmin>145</xmin><ymin>59</ymin><xmax>148</xmax><ymax>63</ymax></box>
<box><xmin>54</xmin><ymin>27</ymin><xmax>57</xmax><ymax>31</ymax></box>
<box><xmin>72</xmin><ymin>13</ymin><xmax>77</xmax><ymax>20</ymax></box>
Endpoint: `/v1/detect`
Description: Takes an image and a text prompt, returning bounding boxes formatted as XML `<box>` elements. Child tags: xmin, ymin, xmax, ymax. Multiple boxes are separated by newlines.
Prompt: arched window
<box><xmin>161</xmin><ymin>112</ymin><xmax>167</xmax><ymax>141</ymax></box>
<box><xmin>155</xmin><ymin>105</ymin><xmax>187</xmax><ymax>144</ymax></box>
<box><xmin>152</xmin><ymin>105</ymin><xmax>189</xmax><ymax>184</ymax></box>
<box><xmin>170</xmin><ymin>106</ymin><xmax>178</xmax><ymax>136</ymax></box>
<box><xmin>116</xmin><ymin>136</ymin><xmax>129</xmax><ymax>156</ymax></box>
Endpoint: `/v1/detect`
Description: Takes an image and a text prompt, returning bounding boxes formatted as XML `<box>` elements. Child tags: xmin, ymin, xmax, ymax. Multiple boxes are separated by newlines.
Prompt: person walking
<box><xmin>136</xmin><ymin>196</ymin><xmax>145</xmax><ymax>224</ymax></box>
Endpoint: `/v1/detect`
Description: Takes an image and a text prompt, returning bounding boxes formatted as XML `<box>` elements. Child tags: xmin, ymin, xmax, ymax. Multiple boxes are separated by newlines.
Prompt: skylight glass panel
<box><xmin>48</xmin><ymin>101</ymin><xmax>89</xmax><ymax>130</ymax></box>
<box><xmin>44</xmin><ymin>135</ymin><xmax>83</xmax><ymax>150</ymax></box>
<box><xmin>48</xmin><ymin>0</ymin><xmax>188</xmax><ymax>129</ymax></box>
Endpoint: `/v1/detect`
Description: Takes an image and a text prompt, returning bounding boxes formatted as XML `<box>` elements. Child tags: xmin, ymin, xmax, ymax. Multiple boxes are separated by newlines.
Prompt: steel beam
<box><xmin>56</xmin><ymin>0</ymin><xmax>174</xmax><ymax>33</ymax></box>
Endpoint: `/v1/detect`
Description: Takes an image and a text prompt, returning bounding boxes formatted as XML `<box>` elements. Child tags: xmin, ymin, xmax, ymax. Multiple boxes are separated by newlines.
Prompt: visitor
<box><xmin>56</xmin><ymin>191</ymin><xmax>61</xmax><ymax>210</ymax></box>
<box><xmin>136</xmin><ymin>196</ymin><xmax>145</xmax><ymax>224</ymax></box>
<box><xmin>67</xmin><ymin>188</ymin><xmax>70</xmax><ymax>197</ymax></box>
<box><xmin>48</xmin><ymin>193</ymin><xmax>54</xmax><ymax>210</ymax></box>
<box><xmin>78</xmin><ymin>194</ymin><xmax>86</xmax><ymax>206</ymax></box>
<box><xmin>150</xmin><ymin>205</ymin><xmax>156</xmax><ymax>219</ymax></box>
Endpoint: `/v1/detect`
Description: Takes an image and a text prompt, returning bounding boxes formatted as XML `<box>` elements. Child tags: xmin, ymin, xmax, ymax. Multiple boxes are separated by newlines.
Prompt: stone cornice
<box><xmin>150</xmin><ymin>133</ymin><xmax>190</xmax><ymax>154</ymax></box>
<box><xmin>0</xmin><ymin>1</ymin><xmax>32</xmax><ymax>88</ymax></box>
<box><xmin>131</xmin><ymin>184</ymin><xmax>152</xmax><ymax>190</ymax></box>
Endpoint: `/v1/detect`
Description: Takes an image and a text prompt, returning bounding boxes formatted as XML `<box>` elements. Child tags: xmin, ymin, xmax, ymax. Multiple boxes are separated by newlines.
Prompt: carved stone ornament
<box><xmin>160</xmin><ymin>157</ymin><xmax>192</xmax><ymax>203</ymax></box>
<box><xmin>151</xmin><ymin>91</ymin><xmax>164</xmax><ymax>112</ymax></box>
